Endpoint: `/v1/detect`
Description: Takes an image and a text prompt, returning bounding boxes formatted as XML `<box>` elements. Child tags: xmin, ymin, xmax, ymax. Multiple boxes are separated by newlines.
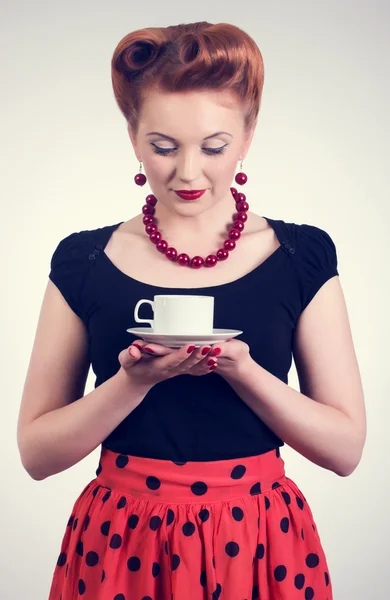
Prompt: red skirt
<box><xmin>49</xmin><ymin>447</ymin><xmax>333</xmax><ymax>599</ymax></box>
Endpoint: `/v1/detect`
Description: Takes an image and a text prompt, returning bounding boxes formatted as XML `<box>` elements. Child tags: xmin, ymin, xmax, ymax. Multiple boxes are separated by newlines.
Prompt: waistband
<box><xmin>95</xmin><ymin>447</ymin><xmax>286</xmax><ymax>504</ymax></box>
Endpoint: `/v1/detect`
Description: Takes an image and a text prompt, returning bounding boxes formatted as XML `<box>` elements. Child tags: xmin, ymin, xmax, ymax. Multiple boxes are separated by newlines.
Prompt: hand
<box><xmin>118</xmin><ymin>340</ymin><xmax>223</xmax><ymax>389</ymax></box>
<box><xmin>125</xmin><ymin>338</ymin><xmax>252</xmax><ymax>379</ymax></box>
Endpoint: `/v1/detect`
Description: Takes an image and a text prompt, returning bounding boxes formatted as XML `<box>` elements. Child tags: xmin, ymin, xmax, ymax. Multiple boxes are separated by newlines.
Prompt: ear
<box><xmin>127</xmin><ymin>123</ymin><xmax>139</xmax><ymax>159</ymax></box>
<box><xmin>242</xmin><ymin>122</ymin><xmax>257</xmax><ymax>158</ymax></box>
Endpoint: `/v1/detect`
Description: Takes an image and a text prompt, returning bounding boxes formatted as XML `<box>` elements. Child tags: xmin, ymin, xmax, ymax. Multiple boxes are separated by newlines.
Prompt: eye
<box><xmin>151</xmin><ymin>143</ymin><xmax>228</xmax><ymax>156</ymax></box>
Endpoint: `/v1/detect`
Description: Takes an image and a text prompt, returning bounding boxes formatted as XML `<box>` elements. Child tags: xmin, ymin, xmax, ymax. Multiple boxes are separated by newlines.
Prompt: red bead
<box><xmin>235</xmin><ymin>172</ymin><xmax>248</xmax><ymax>185</ymax></box>
<box><xmin>145</xmin><ymin>223</ymin><xmax>157</xmax><ymax>234</ymax></box>
<box><xmin>166</xmin><ymin>247</ymin><xmax>178</xmax><ymax>261</ymax></box>
<box><xmin>230</xmin><ymin>187</ymin><xmax>237</xmax><ymax>196</ymax></box>
<box><xmin>234</xmin><ymin>192</ymin><xmax>246</xmax><ymax>203</ymax></box>
<box><xmin>216</xmin><ymin>248</ymin><xmax>229</xmax><ymax>261</ymax></box>
<box><xmin>149</xmin><ymin>231</ymin><xmax>162</xmax><ymax>244</ymax></box>
<box><xmin>156</xmin><ymin>240</ymin><xmax>168</xmax><ymax>253</ymax></box>
<box><xmin>205</xmin><ymin>255</ymin><xmax>218</xmax><ymax>267</ymax></box>
<box><xmin>134</xmin><ymin>173</ymin><xmax>147</xmax><ymax>186</ymax></box>
<box><xmin>146</xmin><ymin>194</ymin><xmax>157</xmax><ymax>206</ymax></box>
<box><xmin>228</xmin><ymin>228</ymin><xmax>241</xmax><ymax>240</ymax></box>
<box><xmin>224</xmin><ymin>239</ymin><xmax>236</xmax><ymax>251</ymax></box>
<box><xmin>236</xmin><ymin>201</ymin><xmax>249</xmax><ymax>212</ymax></box>
<box><xmin>143</xmin><ymin>215</ymin><xmax>155</xmax><ymax>225</ymax></box>
<box><xmin>190</xmin><ymin>256</ymin><xmax>204</xmax><ymax>268</ymax></box>
<box><xmin>234</xmin><ymin>212</ymin><xmax>248</xmax><ymax>222</ymax></box>
<box><xmin>177</xmin><ymin>253</ymin><xmax>190</xmax><ymax>266</ymax></box>
<box><xmin>142</xmin><ymin>204</ymin><xmax>155</xmax><ymax>215</ymax></box>
<box><xmin>233</xmin><ymin>220</ymin><xmax>245</xmax><ymax>232</ymax></box>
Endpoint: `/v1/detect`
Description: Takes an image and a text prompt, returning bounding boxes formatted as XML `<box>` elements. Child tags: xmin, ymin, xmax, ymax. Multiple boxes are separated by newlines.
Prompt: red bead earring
<box><xmin>134</xmin><ymin>160</ymin><xmax>147</xmax><ymax>186</ymax></box>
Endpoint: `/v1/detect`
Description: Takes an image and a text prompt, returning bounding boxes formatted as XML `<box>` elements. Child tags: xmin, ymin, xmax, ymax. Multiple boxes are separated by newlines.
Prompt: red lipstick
<box><xmin>174</xmin><ymin>189</ymin><xmax>206</xmax><ymax>200</ymax></box>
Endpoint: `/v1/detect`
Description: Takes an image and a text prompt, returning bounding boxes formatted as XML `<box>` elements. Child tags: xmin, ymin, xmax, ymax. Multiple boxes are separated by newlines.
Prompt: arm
<box><xmin>221</xmin><ymin>276</ymin><xmax>367</xmax><ymax>477</ymax></box>
<box><xmin>17</xmin><ymin>280</ymin><xmax>150</xmax><ymax>481</ymax></box>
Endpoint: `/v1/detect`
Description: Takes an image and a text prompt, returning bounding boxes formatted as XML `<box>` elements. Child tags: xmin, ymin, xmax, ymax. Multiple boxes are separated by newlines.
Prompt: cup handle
<box><xmin>134</xmin><ymin>299</ymin><xmax>154</xmax><ymax>328</ymax></box>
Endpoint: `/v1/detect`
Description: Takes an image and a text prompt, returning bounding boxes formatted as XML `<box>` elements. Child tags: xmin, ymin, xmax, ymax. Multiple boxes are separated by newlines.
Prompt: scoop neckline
<box><xmin>99</xmin><ymin>216</ymin><xmax>286</xmax><ymax>294</ymax></box>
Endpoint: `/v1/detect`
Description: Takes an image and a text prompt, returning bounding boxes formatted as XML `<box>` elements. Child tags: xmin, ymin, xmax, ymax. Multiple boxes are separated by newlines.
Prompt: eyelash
<box><xmin>151</xmin><ymin>143</ymin><xmax>228</xmax><ymax>156</ymax></box>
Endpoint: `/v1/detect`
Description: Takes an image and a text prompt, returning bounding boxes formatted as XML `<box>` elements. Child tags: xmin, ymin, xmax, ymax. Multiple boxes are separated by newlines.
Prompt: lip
<box><xmin>174</xmin><ymin>189</ymin><xmax>206</xmax><ymax>200</ymax></box>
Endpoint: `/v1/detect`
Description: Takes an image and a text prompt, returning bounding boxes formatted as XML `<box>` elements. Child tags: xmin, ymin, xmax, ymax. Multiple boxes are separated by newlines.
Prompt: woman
<box><xmin>17</xmin><ymin>21</ymin><xmax>366</xmax><ymax>600</ymax></box>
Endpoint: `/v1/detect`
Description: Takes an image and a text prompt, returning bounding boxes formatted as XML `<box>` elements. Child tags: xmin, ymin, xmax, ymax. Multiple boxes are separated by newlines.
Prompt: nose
<box><xmin>176</xmin><ymin>151</ymin><xmax>201</xmax><ymax>183</ymax></box>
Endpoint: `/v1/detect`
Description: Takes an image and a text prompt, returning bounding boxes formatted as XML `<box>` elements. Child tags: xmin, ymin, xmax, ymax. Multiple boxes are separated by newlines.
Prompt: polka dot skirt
<box><xmin>49</xmin><ymin>447</ymin><xmax>332</xmax><ymax>599</ymax></box>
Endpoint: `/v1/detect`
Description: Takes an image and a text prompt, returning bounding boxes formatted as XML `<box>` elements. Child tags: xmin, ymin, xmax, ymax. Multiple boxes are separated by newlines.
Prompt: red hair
<box><xmin>111</xmin><ymin>21</ymin><xmax>264</xmax><ymax>136</ymax></box>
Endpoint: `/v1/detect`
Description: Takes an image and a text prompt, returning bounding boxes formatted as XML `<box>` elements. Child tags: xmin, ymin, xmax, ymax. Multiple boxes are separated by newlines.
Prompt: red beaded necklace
<box><xmin>134</xmin><ymin>162</ymin><xmax>249</xmax><ymax>269</ymax></box>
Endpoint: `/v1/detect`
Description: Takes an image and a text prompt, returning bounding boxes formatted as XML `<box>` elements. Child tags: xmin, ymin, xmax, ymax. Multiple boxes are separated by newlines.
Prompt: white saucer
<box><xmin>126</xmin><ymin>327</ymin><xmax>243</xmax><ymax>348</ymax></box>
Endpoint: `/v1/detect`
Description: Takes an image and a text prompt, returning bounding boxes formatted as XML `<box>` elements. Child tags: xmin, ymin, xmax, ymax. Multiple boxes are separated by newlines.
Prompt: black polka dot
<box><xmin>294</xmin><ymin>573</ymin><xmax>305</xmax><ymax>589</ymax></box>
<box><xmin>164</xmin><ymin>540</ymin><xmax>169</xmax><ymax>555</ymax></box>
<box><xmin>146</xmin><ymin>476</ymin><xmax>161</xmax><ymax>490</ymax></box>
<box><xmin>114</xmin><ymin>595</ymin><xmax>125</xmax><ymax>600</ymax></box>
<box><xmin>101</xmin><ymin>570</ymin><xmax>105</xmax><ymax>582</ymax></box>
<box><xmin>182</xmin><ymin>522</ymin><xmax>195</xmax><ymax>536</ymax></box>
<box><xmin>116</xmin><ymin>455</ymin><xmax>129</xmax><ymax>468</ymax></box>
<box><xmin>78</xmin><ymin>579</ymin><xmax>86</xmax><ymax>595</ymax></box>
<box><xmin>117</xmin><ymin>496</ymin><xmax>127</xmax><ymax>509</ymax></box>
<box><xmin>282</xmin><ymin>492</ymin><xmax>291</xmax><ymax>505</ymax></box>
<box><xmin>200</xmin><ymin>569</ymin><xmax>207</xmax><ymax>586</ymax></box>
<box><xmin>92</xmin><ymin>486</ymin><xmax>100</xmax><ymax>497</ymax></box>
<box><xmin>301</xmin><ymin>528</ymin><xmax>304</xmax><ymax>540</ymax></box>
<box><xmin>83</xmin><ymin>515</ymin><xmax>90</xmax><ymax>531</ymax></box>
<box><xmin>73</xmin><ymin>518</ymin><xmax>78</xmax><ymax>531</ymax></box>
<box><xmin>109</xmin><ymin>533</ymin><xmax>122</xmax><ymax>549</ymax></box>
<box><xmin>86</xmin><ymin>551</ymin><xmax>99</xmax><ymax>567</ymax></box>
<box><xmin>101</xmin><ymin>521</ymin><xmax>111</xmax><ymax>536</ymax></box>
<box><xmin>67</xmin><ymin>516</ymin><xmax>74</xmax><ymax>527</ymax></box>
<box><xmin>95</xmin><ymin>462</ymin><xmax>102</xmax><ymax>476</ymax></box>
<box><xmin>127</xmin><ymin>556</ymin><xmax>141</xmax><ymax>571</ymax></box>
<box><xmin>250</xmin><ymin>482</ymin><xmax>261</xmax><ymax>495</ymax></box>
<box><xmin>325</xmin><ymin>571</ymin><xmax>330</xmax><ymax>586</ymax></box>
<box><xmin>258</xmin><ymin>516</ymin><xmax>260</xmax><ymax>528</ymax></box>
<box><xmin>274</xmin><ymin>565</ymin><xmax>287</xmax><ymax>581</ymax></box>
<box><xmin>128</xmin><ymin>514</ymin><xmax>139</xmax><ymax>529</ymax></box>
<box><xmin>149</xmin><ymin>516</ymin><xmax>162</xmax><ymax>531</ymax></box>
<box><xmin>172</xmin><ymin>554</ymin><xmax>180</xmax><ymax>570</ymax></box>
<box><xmin>230</xmin><ymin>465</ymin><xmax>246</xmax><ymax>479</ymax></box>
<box><xmin>265</xmin><ymin>496</ymin><xmax>270</xmax><ymax>510</ymax></box>
<box><xmin>76</xmin><ymin>541</ymin><xmax>84</xmax><ymax>556</ymax></box>
<box><xmin>276</xmin><ymin>447</ymin><xmax>280</xmax><ymax>458</ymax></box>
<box><xmin>141</xmin><ymin>597</ymin><xmax>152</xmax><ymax>600</ymax></box>
<box><xmin>312</xmin><ymin>524</ymin><xmax>316</xmax><ymax>531</ymax></box>
<box><xmin>172</xmin><ymin>460</ymin><xmax>187</xmax><ymax>465</ymax></box>
<box><xmin>225</xmin><ymin>541</ymin><xmax>240</xmax><ymax>557</ymax></box>
<box><xmin>212</xmin><ymin>556</ymin><xmax>215</xmax><ymax>568</ymax></box>
<box><xmin>191</xmin><ymin>481</ymin><xmax>208</xmax><ymax>496</ymax></box>
<box><xmin>252</xmin><ymin>585</ymin><xmax>259</xmax><ymax>599</ymax></box>
<box><xmin>166</xmin><ymin>509</ymin><xmax>175</xmax><ymax>526</ymax></box>
<box><xmin>272</xmin><ymin>482</ymin><xmax>281</xmax><ymax>489</ymax></box>
<box><xmin>199</xmin><ymin>508</ymin><xmax>210</xmax><ymax>522</ymax></box>
<box><xmin>212</xmin><ymin>583</ymin><xmax>222</xmax><ymax>599</ymax></box>
<box><xmin>152</xmin><ymin>562</ymin><xmax>160</xmax><ymax>577</ymax></box>
<box><xmin>102</xmin><ymin>490</ymin><xmax>111</xmax><ymax>503</ymax></box>
<box><xmin>232</xmin><ymin>507</ymin><xmax>244</xmax><ymax>521</ymax></box>
<box><xmin>296</xmin><ymin>496</ymin><xmax>304</xmax><ymax>510</ymax></box>
<box><xmin>305</xmin><ymin>587</ymin><xmax>315</xmax><ymax>600</ymax></box>
<box><xmin>57</xmin><ymin>552</ymin><xmax>67</xmax><ymax>567</ymax></box>
<box><xmin>280</xmin><ymin>517</ymin><xmax>290</xmax><ymax>533</ymax></box>
<box><xmin>306</xmin><ymin>553</ymin><xmax>320</xmax><ymax>568</ymax></box>
<box><xmin>255</xmin><ymin>543</ymin><xmax>264</xmax><ymax>559</ymax></box>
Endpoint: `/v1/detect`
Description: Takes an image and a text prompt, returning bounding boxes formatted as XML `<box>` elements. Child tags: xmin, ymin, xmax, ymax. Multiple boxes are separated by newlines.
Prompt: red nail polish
<box><xmin>132</xmin><ymin>343</ymin><xmax>143</xmax><ymax>351</ymax></box>
<box><xmin>144</xmin><ymin>347</ymin><xmax>155</xmax><ymax>354</ymax></box>
<box><xmin>210</xmin><ymin>347</ymin><xmax>221</xmax><ymax>357</ymax></box>
<box><xmin>187</xmin><ymin>345</ymin><xmax>196</xmax><ymax>353</ymax></box>
<box><xmin>207</xmin><ymin>358</ymin><xmax>217</xmax><ymax>366</ymax></box>
<box><xmin>201</xmin><ymin>346</ymin><xmax>211</xmax><ymax>355</ymax></box>
<box><xmin>209</xmin><ymin>364</ymin><xmax>217</xmax><ymax>370</ymax></box>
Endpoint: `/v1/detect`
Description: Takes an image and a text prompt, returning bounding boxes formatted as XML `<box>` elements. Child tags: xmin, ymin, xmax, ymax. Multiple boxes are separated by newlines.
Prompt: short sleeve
<box><xmin>49</xmin><ymin>231</ymin><xmax>90</xmax><ymax>320</ymax></box>
<box><xmin>297</xmin><ymin>223</ymin><xmax>339</xmax><ymax>311</ymax></box>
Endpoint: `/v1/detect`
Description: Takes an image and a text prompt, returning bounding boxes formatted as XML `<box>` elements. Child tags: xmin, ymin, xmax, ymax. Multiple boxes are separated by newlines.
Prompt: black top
<box><xmin>48</xmin><ymin>217</ymin><xmax>339</xmax><ymax>462</ymax></box>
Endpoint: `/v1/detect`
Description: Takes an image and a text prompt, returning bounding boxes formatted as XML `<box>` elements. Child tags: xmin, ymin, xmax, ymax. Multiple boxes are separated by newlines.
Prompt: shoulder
<box><xmin>50</xmin><ymin>222</ymin><xmax>120</xmax><ymax>269</ymax></box>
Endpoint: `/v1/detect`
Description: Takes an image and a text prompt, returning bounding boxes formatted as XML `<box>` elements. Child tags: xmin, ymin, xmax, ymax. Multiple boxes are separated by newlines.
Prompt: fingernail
<box><xmin>209</xmin><ymin>364</ymin><xmax>217</xmax><ymax>370</ymax></box>
<box><xmin>128</xmin><ymin>346</ymin><xmax>137</xmax><ymax>357</ymax></box>
<box><xmin>201</xmin><ymin>346</ymin><xmax>211</xmax><ymax>355</ymax></box>
<box><xmin>207</xmin><ymin>358</ymin><xmax>217</xmax><ymax>366</ymax></box>
<box><xmin>210</xmin><ymin>347</ymin><xmax>221</xmax><ymax>357</ymax></box>
<box><xmin>132</xmin><ymin>343</ymin><xmax>143</xmax><ymax>351</ymax></box>
<box><xmin>187</xmin><ymin>345</ymin><xmax>196</xmax><ymax>354</ymax></box>
<box><xmin>144</xmin><ymin>347</ymin><xmax>155</xmax><ymax>354</ymax></box>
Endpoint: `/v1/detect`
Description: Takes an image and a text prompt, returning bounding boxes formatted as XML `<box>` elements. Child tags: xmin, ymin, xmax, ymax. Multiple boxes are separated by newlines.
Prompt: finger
<box><xmin>118</xmin><ymin>345</ymin><xmax>142</xmax><ymax>370</ymax></box>
<box><xmin>157</xmin><ymin>344</ymin><xmax>210</xmax><ymax>371</ymax></box>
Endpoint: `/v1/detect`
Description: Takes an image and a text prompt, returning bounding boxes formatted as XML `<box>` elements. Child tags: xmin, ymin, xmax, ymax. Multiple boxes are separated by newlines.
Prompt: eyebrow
<box><xmin>146</xmin><ymin>131</ymin><xmax>233</xmax><ymax>141</ymax></box>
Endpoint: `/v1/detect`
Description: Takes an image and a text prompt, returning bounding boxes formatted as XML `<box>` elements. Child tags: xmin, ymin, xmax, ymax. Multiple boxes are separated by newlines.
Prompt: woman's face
<box><xmin>129</xmin><ymin>89</ymin><xmax>255</xmax><ymax>215</ymax></box>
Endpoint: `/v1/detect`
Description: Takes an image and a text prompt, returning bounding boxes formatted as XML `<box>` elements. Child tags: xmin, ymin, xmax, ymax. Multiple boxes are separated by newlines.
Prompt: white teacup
<box><xmin>133</xmin><ymin>295</ymin><xmax>214</xmax><ymax>335</ymax></box>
